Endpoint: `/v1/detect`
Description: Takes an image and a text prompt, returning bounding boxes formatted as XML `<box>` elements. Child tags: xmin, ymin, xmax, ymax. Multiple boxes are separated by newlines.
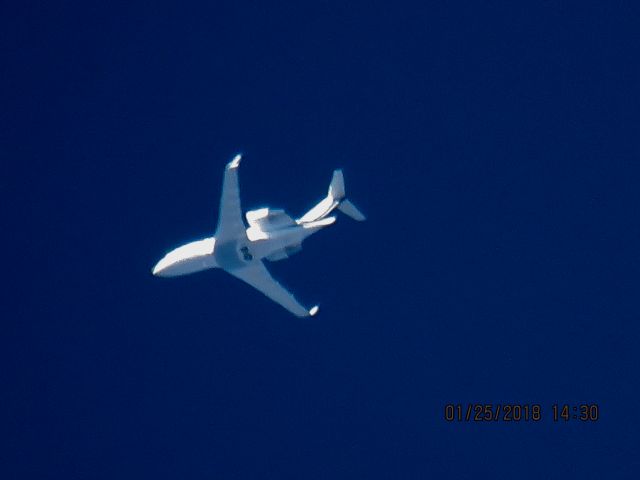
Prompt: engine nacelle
<box><xmin>245</xmin><ymin>207</ymin><xmax>296</xmax><ymax>231</ymax></box>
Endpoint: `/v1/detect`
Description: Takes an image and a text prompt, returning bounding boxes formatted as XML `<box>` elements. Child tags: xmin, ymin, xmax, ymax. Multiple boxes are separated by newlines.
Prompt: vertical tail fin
<box><xmin>329</xmin><ymin>170</ymin><xmax>345</xmax><ymax>201</ymax></box>
<box><xmin>297</xmin><ymin>169</ymin><xmax>366</xmax><ymax>223</ymax></box>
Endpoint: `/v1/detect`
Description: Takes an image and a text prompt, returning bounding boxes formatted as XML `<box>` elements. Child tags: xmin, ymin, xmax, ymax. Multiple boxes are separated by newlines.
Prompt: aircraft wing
<box><xmin>229</xmin><ymin>261</ymin><xmax>319</xmax><ymax>318</ymax></box>
<box><xmin>215</xmin><ymin>154</ymin><xmax>247</xmax><ymax>244</ymax></box>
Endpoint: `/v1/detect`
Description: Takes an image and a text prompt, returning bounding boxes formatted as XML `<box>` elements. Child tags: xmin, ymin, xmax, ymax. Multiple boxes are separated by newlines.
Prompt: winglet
<box><xmin>309</xmin><ymin>305</ymin><xmax>320</xmax><ymax>316</ymax></box>
<box><xmin>228</xmin><ymin>154</ymin><xmax>242</xmax><ymax>169</ymax></box>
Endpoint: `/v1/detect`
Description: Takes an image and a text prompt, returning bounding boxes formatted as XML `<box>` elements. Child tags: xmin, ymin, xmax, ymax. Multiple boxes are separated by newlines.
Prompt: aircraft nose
<box><xmin>152</xmin><ymin>258</ymin><xmax>168</xmax><ymax>276</ymax></box>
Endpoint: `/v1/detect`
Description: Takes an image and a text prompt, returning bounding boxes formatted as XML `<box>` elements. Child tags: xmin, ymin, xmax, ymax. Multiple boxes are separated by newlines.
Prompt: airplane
<box><xmin>152</xmin><ymin>154</ymin><xmax>365</xmax><ymax>317</ymax></box>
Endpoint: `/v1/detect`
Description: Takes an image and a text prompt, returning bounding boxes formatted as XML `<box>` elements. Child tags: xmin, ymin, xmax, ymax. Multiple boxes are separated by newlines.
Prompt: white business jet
<box><xmin>152</xmin><ymin>154</ymin><xmax>365</xmax><ymax>317</ymax></box>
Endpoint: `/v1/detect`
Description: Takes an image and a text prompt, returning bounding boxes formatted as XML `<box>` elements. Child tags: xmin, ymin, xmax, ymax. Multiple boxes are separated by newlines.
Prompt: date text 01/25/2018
<box><xmin>443</xmin><ymin>404</ymin><xmax>599</xmax><ymax>422</ymax></box>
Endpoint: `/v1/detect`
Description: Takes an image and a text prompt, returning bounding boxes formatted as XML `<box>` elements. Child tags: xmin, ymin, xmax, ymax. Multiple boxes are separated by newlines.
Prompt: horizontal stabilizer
<box><xmin>338</xmin><ymin>199</ymin><xmax>366</xmax><ymax>221</ymax></box>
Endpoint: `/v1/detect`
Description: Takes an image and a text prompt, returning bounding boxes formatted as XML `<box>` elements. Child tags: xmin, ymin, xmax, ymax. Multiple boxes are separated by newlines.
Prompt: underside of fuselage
<box><xmin>216</xmin><ymin>221</ymin><xmax>328</xmax><ymax>270</ymax></box>
<box><xmin>214</xmin><ymin>239</ymin><xmax>255</xmax><ymax>271</ymax></box>
<box><xmin>156</xmin><ymin>220</ymin><xmax>333</xmax><ymax>278</ymax></box>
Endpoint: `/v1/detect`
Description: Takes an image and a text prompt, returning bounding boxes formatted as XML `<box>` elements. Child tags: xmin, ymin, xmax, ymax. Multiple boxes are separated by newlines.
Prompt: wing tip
<box><xmin>228</xmin><ymin>153</ymin><xmax>242</xmax><ymax>169</ymax></box>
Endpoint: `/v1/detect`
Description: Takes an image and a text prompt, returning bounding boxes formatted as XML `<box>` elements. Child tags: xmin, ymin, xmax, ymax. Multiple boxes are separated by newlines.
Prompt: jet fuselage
<box><xmin>152</xmin><ymin>221</ymin><xmax>327</xmax><ymax>278</ymax></box>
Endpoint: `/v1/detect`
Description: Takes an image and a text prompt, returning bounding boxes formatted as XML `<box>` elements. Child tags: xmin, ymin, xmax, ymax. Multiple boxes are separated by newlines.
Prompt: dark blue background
<box><xmin>2</xmin><ymin>1</ymin><xmax>639</xmax><ymax>478</ymax></box>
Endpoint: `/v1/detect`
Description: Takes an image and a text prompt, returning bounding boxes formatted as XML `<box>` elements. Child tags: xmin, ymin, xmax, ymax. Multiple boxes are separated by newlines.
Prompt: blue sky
<box><xmin>2</xmin><ymin>1</ymin><xmax>639</xmax><ymax>478</ymax></box>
